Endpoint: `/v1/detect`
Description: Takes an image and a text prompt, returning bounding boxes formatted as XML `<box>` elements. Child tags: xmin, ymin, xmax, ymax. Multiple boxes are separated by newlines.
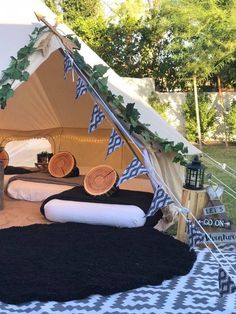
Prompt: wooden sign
<box><xmin>198</xmin><ymin>218</ymin><xmax>232</xmax><ymax>229</ymax></box>
<box><xmin>203</xmin><ymin>205</ymin><xmax>226</xmax><ymax>216</ymax></box>
<box><xmin>205</xmin><ymin>232</ymin><xmax>236</xmax><ymax>243</ymax></box>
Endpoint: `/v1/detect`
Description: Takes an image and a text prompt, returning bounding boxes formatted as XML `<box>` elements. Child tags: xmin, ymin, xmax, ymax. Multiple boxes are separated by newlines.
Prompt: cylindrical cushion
<box><xmin>84</xmin><ymin>165</ymin><xmax>118</xmax><ymax>196</ymax></box>
<box><xmin>44</xmin><ymin>199</ymin><xmax>146</xmax><ymax>228</ymax></box>
<box><xmin>48</xmin><ymin>151</ymin><xmax>77</xmax><ymax>178</ymax></box>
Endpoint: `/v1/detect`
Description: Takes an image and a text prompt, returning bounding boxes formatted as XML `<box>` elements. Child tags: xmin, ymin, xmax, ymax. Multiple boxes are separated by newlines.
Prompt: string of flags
<box><xmin>186</xmin><ymin>219</ymin><xmax>236</xmax><ymax>297</ymax></box>
<box><xmin>63</xmin><ymin>49</ymin><xmax>173</xmax><ymax>217</ymax></box>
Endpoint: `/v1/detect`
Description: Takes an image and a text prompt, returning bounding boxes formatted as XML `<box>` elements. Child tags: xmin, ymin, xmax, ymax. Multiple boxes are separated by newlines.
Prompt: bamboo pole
<box><xmin>217</xmin><ymin>75</ymin><xmax>228</xmax><ymax>147</ymax></box>
<box><xmin>193</xmin><ymin>75</ymin><xmax>202</xmax><ymax>150</ymax></box>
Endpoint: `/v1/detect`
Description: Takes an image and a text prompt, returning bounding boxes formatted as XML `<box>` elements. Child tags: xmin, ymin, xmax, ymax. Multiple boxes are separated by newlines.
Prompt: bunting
<box><xmin>106</xmin><ymin>128</ymin><xmax>124</xmax><ymax>157</ymax></box>
<box><xmin>64</xmin><ymin>51</ymin><xmax>73</xmax><ymax>79</ymax></box>
<box><xmin>187</xmin><ymin>220</ymin><xmax>205</xmax><ymax>249</ymax></box>
<box><xmin>88</xmin><ymin>104</ymin><xmax>105</xmax><ymax>133</ymax></box>
<box><xmin>76</xmin><ymin>77</ymin><xmax>87</xmax><ymax>98</ymax></box>
<box><xmin>146</xmin><ymin>185</ymin><xmax>173</xmax><ymax>217</ymax></box>
<box><xmin>117</xmin><ymin>157</ymin><xmax>147</xmax><ymax>186</ymax></box>
<box><xmin>218</xmin><ymin>266</ymin><xmax>236</xmax><ymax>297</ymax></box>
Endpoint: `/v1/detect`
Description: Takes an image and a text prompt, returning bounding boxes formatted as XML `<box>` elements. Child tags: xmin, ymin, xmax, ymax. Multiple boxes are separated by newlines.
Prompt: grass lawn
<box><xmin>168</xmin><ymin>143</ymin><xmax>236</xmax><ymax>237</ymax></box>
<box><xmin>201</xmin><ymin>144</ymin><xmax>236</xmax><ymax>226</ymax></box>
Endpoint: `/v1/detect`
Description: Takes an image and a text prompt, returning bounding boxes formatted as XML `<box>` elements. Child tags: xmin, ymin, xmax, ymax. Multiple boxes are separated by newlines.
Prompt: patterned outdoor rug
<box><xmin>0</xmin><ymin>248</ymin><xmax>235</xmax><ymax>314</ymax></box>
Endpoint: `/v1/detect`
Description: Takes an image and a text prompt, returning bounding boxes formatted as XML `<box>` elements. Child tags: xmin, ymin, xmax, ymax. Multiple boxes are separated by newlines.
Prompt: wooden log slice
<box><xmin>0</xmin><ymin>149</ymin><xmax>9</xmax><ymax>169</ymax></box>
<box><xmin>84</xmin><ymin>165</ymin><xmax>118</xmax><ymax>196</ymax></box>
<box><xmin>48</xmin><ymin>151</ymin><xmax>76</xmax><ymax>178</ymax></box>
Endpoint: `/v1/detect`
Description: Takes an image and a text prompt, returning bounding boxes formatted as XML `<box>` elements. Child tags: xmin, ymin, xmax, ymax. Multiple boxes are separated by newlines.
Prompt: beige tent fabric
<box><xmin>0</xmin><ymin>48</ymin><xmax>186</xmax><ymax>201</ymax></box>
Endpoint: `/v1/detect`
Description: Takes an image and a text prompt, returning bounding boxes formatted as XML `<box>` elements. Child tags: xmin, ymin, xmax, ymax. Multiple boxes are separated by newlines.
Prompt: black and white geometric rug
<box><xmin>0</xmin><ymin>248</ymin><xmax>235</xmax><ymax>314</ymax></box>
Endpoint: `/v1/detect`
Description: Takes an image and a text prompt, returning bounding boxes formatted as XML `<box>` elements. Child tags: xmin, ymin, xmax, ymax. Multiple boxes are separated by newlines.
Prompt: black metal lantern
<box><xmin>184</xmin><ymin>155</ymin><xmax>206</xmax><ymax>190</ymax></box>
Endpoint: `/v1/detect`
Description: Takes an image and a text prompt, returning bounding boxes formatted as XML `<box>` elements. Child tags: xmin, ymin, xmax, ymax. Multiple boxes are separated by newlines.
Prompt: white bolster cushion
<box><xmin>44</xmin><ymin>199</ymin><xmax>146</xmax><ymax>228</ymax></box>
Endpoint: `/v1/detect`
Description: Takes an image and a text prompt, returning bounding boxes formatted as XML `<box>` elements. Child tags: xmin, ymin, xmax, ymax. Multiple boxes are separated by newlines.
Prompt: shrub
<box><xmin>182</xmin><ymin>92</ymin><xmax>217</xmax><ymax>142</ymax></box>
<box><xmin>148</xmin><ymin>92</ymin><xmax>170</xmax><ymax>120</ymax></box>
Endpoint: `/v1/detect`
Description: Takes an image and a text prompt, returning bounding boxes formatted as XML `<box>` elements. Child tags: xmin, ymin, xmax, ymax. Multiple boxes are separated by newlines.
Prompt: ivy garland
<box><xmin>0</xmin><ymin>27</ymin><xmax>46</xmax><ymax>109</ymax></box>
<box><xmin>0</xmin><ymin>27</ymin><xmax>188</xmax><ymax>165</ymax></box>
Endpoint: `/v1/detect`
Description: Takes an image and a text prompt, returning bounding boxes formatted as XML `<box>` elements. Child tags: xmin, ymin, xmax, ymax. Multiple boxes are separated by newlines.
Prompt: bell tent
<box><xmin>0</xmin><ymin>0</ymin><xmax>200</xmax><ymax>203</ymax></box>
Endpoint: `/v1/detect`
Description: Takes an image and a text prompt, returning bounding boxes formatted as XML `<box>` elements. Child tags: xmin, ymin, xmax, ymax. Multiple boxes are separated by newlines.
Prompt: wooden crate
<box><xmin>177</xmin><ymin>188</ymin><xmax>209</xmax><ymax>242</ymax></box>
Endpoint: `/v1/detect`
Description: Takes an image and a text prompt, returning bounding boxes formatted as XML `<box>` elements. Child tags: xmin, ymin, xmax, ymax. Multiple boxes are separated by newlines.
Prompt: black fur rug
<box><xmin>0</xmin><ymin>223</ymin><xmax>196</xmax><ymax>304</ymax></box>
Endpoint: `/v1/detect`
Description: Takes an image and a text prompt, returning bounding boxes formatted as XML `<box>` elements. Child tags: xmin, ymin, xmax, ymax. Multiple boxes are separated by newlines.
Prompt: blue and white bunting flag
<box><xmin>117</xmin><ymin>157</ymin><xmax>147</xmax><ymax>186</ymax></box>
<box><xmin>218</xmin><ymin>266</ymin><xmax>236</xmax><ymax>297</ymax></box>
<box><xmin>76</xmin><ymin>77</ymin><xmax>87</xmax><ymax>99</ymax></box>
<box><xmin>88</xmin><ymin>104</ymin><xmax>105</xmax><ymax>133</ymax></box>
<box><xmin>187</xmin><ymin>220</ymin><xmax>205</xmax><ymax>249</ymax></box>
<box><xmin>146</xmin><ymin>185</ymin><xmax>173</xmax><ymax>217</ymax></box>
<box><xmin>64</xmin><ymin>52</ymin><xmax>73</xmax><ymax>79</ymax></box>
<box><xmin>106</xmin><ymin>128</ymin><xmax>124</xmax><ymax>157</ymax></box>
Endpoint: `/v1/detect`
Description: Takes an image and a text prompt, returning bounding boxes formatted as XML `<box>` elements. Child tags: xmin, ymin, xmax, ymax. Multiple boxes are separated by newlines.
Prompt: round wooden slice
<box><xmin>84</xmin><ymin>165</ymin><xmax>118</xmax><ymax>196</ymax></box>
<box><xmin>0</xmin><ymin>148</ymin><xmax>9</xmax><ymax>169</ymax></box>
<box><xmin>48</xmin><ymin>151</ymin><xmax>76</xmax><ymax>178</ymax></box>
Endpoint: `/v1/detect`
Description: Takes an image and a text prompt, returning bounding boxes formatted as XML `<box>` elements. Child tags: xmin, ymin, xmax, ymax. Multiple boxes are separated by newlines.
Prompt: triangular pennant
<box><xmin>187</xmin><ymin>220</ymin><xmax>205</xmax><ymax>249</ymax></box>
<box><xmin>88</xmin><ymin>104</ymin><xmax>105</xmax><ymax>133</ymax></box>
<box><xmin>218</xmin><ymin>266</ymin><xmax>236</xmax><ymax>297</ymax></box>
<box><xmin>64</xmin><ymin>51</ymin><xmax>73</xmax><ymax>79</ymax></box>
<box><xmin>76</xmin><ymin>77</ymin><xmax>87</xmax><ymax>99</ymax></box>
<box><xmin>106</xmin><ymin>128</ymin><xmax>124</xmax><ymax>157</ymax></box>
<box><xmin>146</xmin><ymin>185</ymin><xmax>173</xmax><ymax>217</ymax></box>
<box><xmin>116</xmin><ymin>157</ymin><xmax>147</xmax><ymax>186</ymax></box>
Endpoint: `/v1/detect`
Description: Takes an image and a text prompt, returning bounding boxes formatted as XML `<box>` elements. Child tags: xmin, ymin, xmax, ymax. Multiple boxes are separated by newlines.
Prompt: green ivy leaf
<box><xmin>17</xmin><ymin>58</ymin><xmax>30</xmax><ymax>71</ymax></box>
<box><xmin>98</xmin><ymin>77</ymin><xmax>108</xmax><ymax>86</ymax></box>
<box><xmin>163</xmin><ymin>143</ymin><xmax>173</xmax><ymax>152</ymax></box>
<box><xmin>173</xmin><ymin>142</ymin><xmax>184</xmax><ymax>152</ymax></box>
<box><xmin>21</xmin><ymin>71</ymin><xmax>29</xmax><ymax>81</ymax></box>
<box><xmin>17</xmin><ymin>46</ymin><xmax>34</xmax><ymax>59</ymax></box>
<box><xmin>134</xmin><ymin>125</ymin><xmax>145</xmax><ymax>134</ymax></box>
<box><xmin>93</xmin><ymin>64</ymin><xmax>109</xmax><ymax>77</ymax></box>
<box><xmin>125</xmin><ymin>103</ymin><xmax>135</xmax><ymax>118</ymax></box>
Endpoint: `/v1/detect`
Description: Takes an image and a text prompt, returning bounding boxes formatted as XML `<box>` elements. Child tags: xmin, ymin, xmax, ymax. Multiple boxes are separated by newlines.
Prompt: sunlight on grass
<box><xmin>201</xmin><ymin>144</ymin><xmax>236</xmax><ymax>226</ymax></box>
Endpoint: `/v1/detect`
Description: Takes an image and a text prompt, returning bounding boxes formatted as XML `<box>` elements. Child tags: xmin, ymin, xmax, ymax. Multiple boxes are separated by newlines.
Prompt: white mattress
<box><xmin>5</xmin><ymin>175</ymin><xmax>153</xmax><ymax>202</ymax></box>
<box><xmin>6</xmin><ymin>178</ymin><xmax>73</xmax><ymax>202</ymax></box>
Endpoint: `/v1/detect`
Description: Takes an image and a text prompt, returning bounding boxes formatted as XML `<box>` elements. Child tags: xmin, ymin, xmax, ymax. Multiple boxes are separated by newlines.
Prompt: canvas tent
<box><xmin>0</xmin><ymin>0</ymin><xmax>200</xmax><ymax>202</ymax></box>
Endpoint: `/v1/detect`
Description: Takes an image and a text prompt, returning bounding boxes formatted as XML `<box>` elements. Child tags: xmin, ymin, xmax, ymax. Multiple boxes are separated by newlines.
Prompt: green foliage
<box><xmin>0</xmin><ymin>27</ymin><xmax>44</xmax><ymax>109</ymax></box>
<box><xmin>226</xmin><ymin>100</ymin><xmax>236</xmax><ymax>138</ymax></box>
<box><xmin>46</xmin><ymin>0</ymin><xmax>106</xmax><ymax>52</ymax></box>
<box><xmin>182</xmin><ymin>92</ymin><xmax>217</xmax><ymax>142</ymax></box>
<box><xmin>148</xmin><ymin>92</ymin><xmax>170</xmax><ymax>120</ymax></box>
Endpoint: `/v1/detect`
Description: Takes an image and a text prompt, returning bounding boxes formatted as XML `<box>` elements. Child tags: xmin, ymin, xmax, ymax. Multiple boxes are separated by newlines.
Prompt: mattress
<box><xmin>7</xmin><ymin>180</ymin><xmax>75</xmax><ymax>202</ymax></box>
<box><xmin>6</xmin><ymin>174</ymin><xmax>153</xmax><ymax>202</ymax></box>
<box><xmin>5</xmin><ymin>173</ymin><xmax>84</xmax><ymax>202</ymax></box>
<box><xmin>0</xmin><ymin>248</ymin><xmax>235</xmax><ymax>314</ymax></box>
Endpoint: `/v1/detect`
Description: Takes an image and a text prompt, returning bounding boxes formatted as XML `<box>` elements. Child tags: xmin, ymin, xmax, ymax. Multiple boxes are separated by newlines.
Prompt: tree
<box><xmin>182</xmin><ymin>92</ymin><xmax>217</xmax><ymax>142</ymax></box>
<box><xmin>44</xmin><ymin>0</ymin><xmax>106</xmax><ymax>51</ymax></box>
<box><xmin>155</xmin><ymin>0</ymin><xmax>236</xmax><ymax>146</ymax></box>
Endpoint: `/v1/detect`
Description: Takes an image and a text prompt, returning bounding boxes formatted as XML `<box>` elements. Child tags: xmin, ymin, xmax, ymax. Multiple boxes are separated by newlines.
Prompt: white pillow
<box><xmin>44</xmin><ymin>199</ymin><xmax>146</xmax><ymax>228</ymax></box>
